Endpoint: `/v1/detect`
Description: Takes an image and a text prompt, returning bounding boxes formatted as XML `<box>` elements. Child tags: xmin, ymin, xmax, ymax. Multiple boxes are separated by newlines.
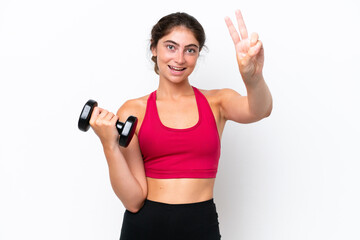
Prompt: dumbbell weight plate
<box><xmin>78</xmin><ymin>99</ymin><xmax>98</xmax><ymax>132</ymax></box>
<box><xmin>118</xmin><ymin>116</ymin><xmax>138</xmax><ymax>147</ymax></box>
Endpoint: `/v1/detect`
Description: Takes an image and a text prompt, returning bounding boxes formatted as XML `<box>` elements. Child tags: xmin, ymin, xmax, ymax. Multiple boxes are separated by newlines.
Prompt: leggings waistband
<box><xmin>144</xmin><ymin>198</ymin><xmax>214</xmax><ymax>208</ymax></box>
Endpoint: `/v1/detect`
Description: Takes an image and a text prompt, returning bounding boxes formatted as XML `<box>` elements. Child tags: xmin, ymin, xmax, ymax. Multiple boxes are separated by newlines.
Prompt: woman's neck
<box><xmin>156</xmin><ymin>78</ymin><xmax>194</xmax><ymax>100</ymax></box>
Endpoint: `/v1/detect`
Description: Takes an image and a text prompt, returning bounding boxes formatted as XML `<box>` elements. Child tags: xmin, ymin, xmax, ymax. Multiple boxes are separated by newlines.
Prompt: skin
<box><xmin>89</xmin><ymin>10</ymin><xmax>272</xmax><ymax>213</ymax></box>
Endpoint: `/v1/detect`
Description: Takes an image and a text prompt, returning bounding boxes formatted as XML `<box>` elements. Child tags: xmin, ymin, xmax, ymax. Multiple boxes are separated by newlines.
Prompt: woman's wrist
<box><xmin>102</xmin><ymin>141</ymin><xmax>120</xmax><ymax>153</ymax></box>
<box><xmin>243</xmin><ymin>72</ymin><xmax>264</xmax><ymax>89</ymax></box>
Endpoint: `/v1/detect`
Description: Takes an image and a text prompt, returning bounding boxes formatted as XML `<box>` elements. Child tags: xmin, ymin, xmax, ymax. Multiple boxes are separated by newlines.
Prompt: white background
<box><xmin>1</xmin><ymin>0</ymin><xmax>360</xmax><ymax>239</ymax></box>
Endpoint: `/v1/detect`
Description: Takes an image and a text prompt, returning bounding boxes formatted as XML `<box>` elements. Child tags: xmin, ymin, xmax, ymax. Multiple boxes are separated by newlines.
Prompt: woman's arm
<box><xmin>219</xmin><ymin>78</ymin><xmax>272</xmax><ymax>123</ymax></box>
<box><xmin>90</xmin><ymin>101</ymin><xmax>147</xmax><ymax>213</ymax></box>
<box><xmin>103</xmin><ymin>135</ymin><xmax>147</xmax><ymax>213</ymax></box>
<box><xmin>220</xmin><ymin>10</ymin><xmax>272</xmax><ymax>123</ymax></box>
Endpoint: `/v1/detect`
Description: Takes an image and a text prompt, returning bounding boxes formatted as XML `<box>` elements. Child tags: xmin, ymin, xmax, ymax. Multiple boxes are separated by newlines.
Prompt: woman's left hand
<box><xmin>225</xmin><ymin>10</ymin><xmax>264</xmax><ymax>84</ymax></box>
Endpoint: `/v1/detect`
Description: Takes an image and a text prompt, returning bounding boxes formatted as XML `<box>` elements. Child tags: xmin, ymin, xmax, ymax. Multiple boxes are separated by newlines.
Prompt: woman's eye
<box><xmin>167</xmin><ymin>45</ymin><xmax>175</xmax><ymax>50</ymax></box>
<box><xmin>186</xmin><ymin>48</ymin><xmax>196</xmax><ymax>54</ymax></box>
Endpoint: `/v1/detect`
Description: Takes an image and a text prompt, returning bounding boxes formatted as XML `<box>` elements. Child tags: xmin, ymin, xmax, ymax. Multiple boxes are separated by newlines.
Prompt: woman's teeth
<box><xmin>169</xmin><ymin>66</ymin><xmax>186</xmax><ymax>71</ymax></box>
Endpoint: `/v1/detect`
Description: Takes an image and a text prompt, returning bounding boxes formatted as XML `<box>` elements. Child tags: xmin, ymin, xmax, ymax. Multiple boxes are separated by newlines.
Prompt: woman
<box><xmin>90</xmin><ymin>10</ymin><xmax>272</xmax><ymax>240</ymax></box>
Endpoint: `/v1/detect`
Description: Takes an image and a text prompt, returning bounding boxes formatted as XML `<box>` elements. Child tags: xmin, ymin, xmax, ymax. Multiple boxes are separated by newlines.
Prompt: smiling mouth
<box><xmin>168</xmin><ymin>65</ymin><xmax>186</xmax><ymax>71</ymax></box>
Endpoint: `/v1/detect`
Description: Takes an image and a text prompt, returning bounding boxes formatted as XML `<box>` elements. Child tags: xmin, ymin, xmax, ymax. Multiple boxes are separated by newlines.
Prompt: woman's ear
<box><xmin>150</xmin><ymin>40</ymin><xmax>157</xmax><ymax>57</ymax></box>
<box><xmin>151</xmin><ymin>47</ymin><xmax>157</xmax><ymax>57</ymax></box>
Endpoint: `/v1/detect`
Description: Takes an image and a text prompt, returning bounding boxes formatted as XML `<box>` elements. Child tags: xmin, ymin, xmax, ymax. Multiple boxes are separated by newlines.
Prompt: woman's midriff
<box><xmin>146</xmin><ymin>177</ymin><xmax>215</xmax><ymax>204</ymax></box>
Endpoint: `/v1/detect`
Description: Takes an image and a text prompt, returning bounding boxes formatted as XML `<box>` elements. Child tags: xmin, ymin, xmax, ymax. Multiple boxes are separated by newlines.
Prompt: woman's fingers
<box><xmin>106</xmin><ymin>113</ymin><xmax>119</xmax><ymax>128</ymax></box>
<box><xmin>226</xmin><ymin>9</ymin><xmax>263</xmax><ymax>73</ymax></box>
<box><xmin>104</xmin><ymin>112</ymin><xmax>115</xmax><ymax>122</ymax></box>
<box><xmin>90</xmin><ymin>107</ymin><xmax>118</xmax><ymax>127</ymax></box>
<box><xmin>110</xmin><ymin>114</ymin><xmax>119</xmax><ymax>125</ymax></box>
<box><xmin>249</xmin><ymin>32</ymin><xmax>261</xmax><ymax>56</ymax></box>
<box><xmin>89</xmin><ymin>107</ymin><xmax>101</xmax><ymax>126</ymax></box>
<box><xmin>235</xmin><ymin>10</ymin><xmax>248</xmax><ymax>40</ymax></box>
<box><xmin>98</xmin><ymin>108</ymin><xmax>108</xmax><ymax>117</ymax></box>
<box><xmin>250</xmin><ymin>32</ymin><xmax>258</xmax><ymax>47</ymax></box>
<box><xmin>249</xmin><ymin>40</ymin><xmax>263</xmax><ymax>57</ymax></box>
<box><xmin>225</xmin><ymin>10</ymin><xmax>249</xmax><ymax>44</ymax></box>
<box><xmin>96</xmin><ymin>109</ymin><xmax>109</xmax><ymax>125</ymax></box>
<box><xmin>88</xmin><ymin>106</ymin><xmax>119</xmax><ymax>145</ymax></box>
<box><xmin>225</xmin><ymin>16</ymin><xmax>241</xmax><ymax>46</ymax></box>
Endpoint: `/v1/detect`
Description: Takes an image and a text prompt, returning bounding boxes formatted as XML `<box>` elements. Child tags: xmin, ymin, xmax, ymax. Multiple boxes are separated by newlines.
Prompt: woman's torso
<box><xmin>130</xmin><ymin>88</ymin><xmax>225</xmax><ymax>204</ymax></box>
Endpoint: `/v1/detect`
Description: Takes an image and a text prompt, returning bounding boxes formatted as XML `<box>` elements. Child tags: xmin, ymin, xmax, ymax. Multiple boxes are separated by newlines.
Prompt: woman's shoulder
<box><xmin>116</xmin><ymin>93</ymin><xmax>152</xmax><ymax>122</ymax></box>
<box><xmin>196</xmin><ymin>87</ymin><xmax>240</xmax><ymax>104</ymax></box>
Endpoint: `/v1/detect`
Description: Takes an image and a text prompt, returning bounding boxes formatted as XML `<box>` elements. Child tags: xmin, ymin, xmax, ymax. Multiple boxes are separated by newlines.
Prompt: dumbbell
<box><xmin>78</xmin><ymin>99</ymin><xmax>138</xmax><ymax>147</ymax></box>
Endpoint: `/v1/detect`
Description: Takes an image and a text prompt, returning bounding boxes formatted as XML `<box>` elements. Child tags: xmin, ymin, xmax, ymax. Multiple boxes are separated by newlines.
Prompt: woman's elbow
<box><xmin>125</xmin><ymin>199</ymin><xmax>146</xmax><ymax>213</ymax></box>
<box><xmin>251</xmin><ymin>103</ymin><xmax>272</xmax><ymax>122</ymax></box>
<box><xmin>265</xmin><ymin>101</ymin><xmax>273</xmax><ymax>118</ymax></box>
<box><xmin>126</xmin><ymin>202</ymin><xmax>144</xmax><ymax>213</ymax></box>
<box><xmin>126</xmin><ymin>206</ymin><xmax>141</xmax><ymax>214</ymax></box>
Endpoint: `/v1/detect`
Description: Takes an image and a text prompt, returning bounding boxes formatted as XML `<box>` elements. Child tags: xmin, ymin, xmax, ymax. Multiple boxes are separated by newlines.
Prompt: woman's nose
<box><xmin>175</xmin><ymin>51</ymin><xmax>185</xmax><ymax>64</ymax></box>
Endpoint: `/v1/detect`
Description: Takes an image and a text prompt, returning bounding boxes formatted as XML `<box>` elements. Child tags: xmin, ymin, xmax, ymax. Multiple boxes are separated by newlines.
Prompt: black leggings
<box><xmin>120</xmin><ymin>199</ymin><xmax>221</xmax><ymax>240</ymax></box>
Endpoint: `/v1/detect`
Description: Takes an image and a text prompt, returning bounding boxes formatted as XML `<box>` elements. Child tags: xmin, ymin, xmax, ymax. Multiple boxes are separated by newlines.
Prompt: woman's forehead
<box><xmin>160</xmin><ymin>26</ymin><xmax>199</xmax><ymax>46</ymax></box>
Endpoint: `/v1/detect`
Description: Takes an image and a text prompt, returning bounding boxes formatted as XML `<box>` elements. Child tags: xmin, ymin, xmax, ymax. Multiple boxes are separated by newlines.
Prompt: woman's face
<box><xmin>152</xmin><ymin>26</ymin><xmax>200</xmax><ymax>84</ymax></box>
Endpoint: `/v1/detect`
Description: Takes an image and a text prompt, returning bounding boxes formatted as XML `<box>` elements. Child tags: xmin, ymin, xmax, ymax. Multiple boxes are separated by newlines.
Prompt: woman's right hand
<box><xmin>89</xmin><ymin>107</ymin><xmax>119</xmax><ymax>148</ymax></box>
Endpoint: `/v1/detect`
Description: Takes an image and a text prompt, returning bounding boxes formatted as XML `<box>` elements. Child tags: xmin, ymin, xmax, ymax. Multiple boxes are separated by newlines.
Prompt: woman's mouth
<box><xmin>168</xmin><ymin>65</ymin><xmax>186</xmax><ymax>72</ymax></box>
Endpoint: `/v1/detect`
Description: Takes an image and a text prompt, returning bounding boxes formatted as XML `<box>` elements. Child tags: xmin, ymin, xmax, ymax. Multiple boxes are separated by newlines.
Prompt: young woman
<box><xmin>89</xmin><ymin>10</ymin><xmax>272</xmax><ymax>240</ymax></box>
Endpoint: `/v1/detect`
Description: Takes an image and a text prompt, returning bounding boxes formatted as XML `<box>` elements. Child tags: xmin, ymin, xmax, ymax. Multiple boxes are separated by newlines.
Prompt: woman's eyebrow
<box><xmin>164</xmin><ymin>40</ymin><xmax>199</xmax><ymax>49</ymax></box>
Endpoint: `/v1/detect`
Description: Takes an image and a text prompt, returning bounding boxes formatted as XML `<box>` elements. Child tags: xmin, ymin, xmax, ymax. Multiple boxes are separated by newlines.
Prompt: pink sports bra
<box><xmin>138</xmin><ymin>86</ymin><xmax>221</xmax><ymax>179</ymax></box>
